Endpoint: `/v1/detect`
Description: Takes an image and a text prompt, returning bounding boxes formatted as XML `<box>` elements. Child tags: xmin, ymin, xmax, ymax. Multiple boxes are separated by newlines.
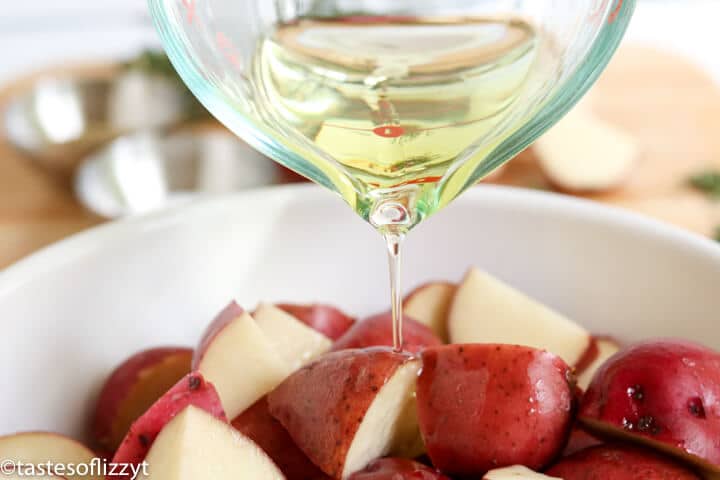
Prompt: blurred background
<box><xmin>1</xmin><ymin>0</ymin><xmax>719</xmax><ymax>268</ymax></box>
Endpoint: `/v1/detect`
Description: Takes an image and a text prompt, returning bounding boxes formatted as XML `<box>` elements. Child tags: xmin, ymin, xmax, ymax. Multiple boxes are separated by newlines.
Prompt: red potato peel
<box><xmin>277</xmin><ymin>303</ymin><xmax>356</xmax><ymax>341</ymax></box>
<box><xmin>112</xmin><ymin>372</ymin><xmax>226</xmax><ymax>469</ymax></box>
<box><xmin>332</xmin><ymin>312</ymin><xmax>442</xmax><ymax>353</ymax></box>
<box><xmin>562</xmin><ymin>427</ymin><xmax>604</xmax><ymax>457</ymax></box>
<box><xmin>232</xmin><ymin>397</ymin><xmax>330</xmax><ymax>480</ymax></box>
<box><xmin>91</xmin><ymin>346</ymin><xmax>192</xmax><ymax>452</ymax></box>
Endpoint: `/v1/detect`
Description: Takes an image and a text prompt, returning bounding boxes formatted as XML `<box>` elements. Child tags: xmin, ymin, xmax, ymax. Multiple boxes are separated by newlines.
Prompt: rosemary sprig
<box><xmin>689</xmin><ymin>170</ymin><xmax>720</xmax><ymax>199</ymax></box>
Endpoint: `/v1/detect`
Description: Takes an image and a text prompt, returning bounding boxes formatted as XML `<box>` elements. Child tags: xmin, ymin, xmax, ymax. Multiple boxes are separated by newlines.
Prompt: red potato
<box><xmin>193</xmin><ymin>301</ymin><xmax>290</xmax><ymax>419</ymax></box>
<box><xmin>562</xmin><ymin>427</ymin><xmax>604</xmax><ymax>457</ymax></box>
<box><xmin>91</xmin><ymin>346</ymin><xmax>192</xmax><ymax>452</ymax></box>
<box><xmin>347</xmin><ymin>458</ymin><xmax>449</xmax><ymax>480</ymax></box>
<box><xmin>332</xmin><ymin>312</ymin><xmax>442</xmax><ymax>353</ymax></box>
<box><xmin>402</xmin><ymin>282</ymin><xmax>456</xmax><ymax>341</ymax></box>
<box><xmin>0</xmin><ymin>432</ymin><xmax>101</xmax><ymax>480</ymax></box>
<box><xmin>579</xmin><ymin>340</ymin><xmax>720</xmax><ymax>474</ymax></box>
<box><xmin>268</xmin><ymin>348</ymin><xmax>422</xmax><ymax>478</ymax></box>
<box><xmin>416</xmin><ymin>344</ymin><xmax>575</xmax><ymax>476</ymax></box>
<box><xmin>277</xmin><ymin>303</ymin><xmax>356</xmax><ymax>340</ymax></box>
<box><xmin>231</xmin><ymin>397</ymin><xmax>330</xmax><ymax>480</ymax></box>
<box><xmin>112</xmin><ymin>372</ymin><xmax>226</xmax><ymax>468</ymax></box>
<box><xmin>143</xmin><ymin>406</ymin><xmax>284</xmax><ymax>479</ymax></box>
<box><xmin>545</xmin><ymin>445</ymin><xmax>701</xmax><ymax>479</ymax></box>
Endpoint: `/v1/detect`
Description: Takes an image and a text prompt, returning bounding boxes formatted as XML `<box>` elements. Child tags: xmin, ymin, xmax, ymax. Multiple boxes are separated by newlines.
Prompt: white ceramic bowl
<box><xmin>1</xmin><ymin>184</ymin><xmax>720</xmax><ymax>439</ymax></box>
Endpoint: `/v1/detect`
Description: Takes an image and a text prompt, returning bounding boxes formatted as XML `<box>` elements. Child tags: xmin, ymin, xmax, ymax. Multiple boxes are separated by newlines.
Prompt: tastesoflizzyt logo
<box><xmin>1</xmin><ymin>458</ymin><xmax>149</xmax><ymax>479</ymax></box>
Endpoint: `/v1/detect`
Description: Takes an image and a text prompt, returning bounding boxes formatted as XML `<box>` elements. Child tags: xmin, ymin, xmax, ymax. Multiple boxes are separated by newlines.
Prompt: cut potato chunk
<box><xmin>484</xmin><ymin>465</ymin><xmax>560</xmax><ymax>479</ymax></box>
<box><xmin>141</xmin><ymin>406</ymin><xmax>284</xmax><ymax>479</ymax></box>
<box><xmin>536</xmin><ymin>109</ymin><xmax>639</xmax><ymax>193</ymax></box>
<box><xmin>194</xmin><ymin>301</ymin><xmax>290</xmax><ymax>419</ymax></box>
<box><xmin>448</xmin><ymin>268</ymin><xmax>591</xmax><ymax>366</ymax></box>
<box><xmin>253</xmin><ymin>302</ymin><xmax>332</xmax><ymax>370</ymax></box>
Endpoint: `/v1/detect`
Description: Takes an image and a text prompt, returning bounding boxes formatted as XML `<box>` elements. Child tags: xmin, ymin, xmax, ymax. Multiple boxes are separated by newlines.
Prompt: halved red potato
<box><xmin>91</xmin><ymin>346</ymin><xmax>192</xmax><ymax>452</ymax></box>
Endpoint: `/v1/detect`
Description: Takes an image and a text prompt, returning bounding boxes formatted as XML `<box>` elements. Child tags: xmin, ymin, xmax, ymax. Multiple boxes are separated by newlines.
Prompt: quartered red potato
<box><xmin>3</xmin><ymin>267</ymin><xmax>717</xmax><ymax>479</ymax></box>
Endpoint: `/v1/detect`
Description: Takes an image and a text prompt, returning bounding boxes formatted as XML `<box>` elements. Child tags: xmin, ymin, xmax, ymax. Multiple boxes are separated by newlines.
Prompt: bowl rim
<box><xmin>1</xmin><ymin>184</ymin><xmax>719</xmax><ymax>299</ymax></box>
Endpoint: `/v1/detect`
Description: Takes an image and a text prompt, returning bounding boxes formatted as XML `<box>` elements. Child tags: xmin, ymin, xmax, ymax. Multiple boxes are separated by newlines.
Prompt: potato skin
<box><xmin>417</xmin><ymin>344</ymin><xmax>575</xmax><ymax>476</ymax></box>
<box><xmin>112</xmin><ymin>373</ymin><xmax>226</xmax><ymax>467</ymax></box>
<box><xmin>562</xmin><ymin>427</ymin><xmax>604</xmax><ymax>457</ymax></box>
<box><xmin>268</xmin><ymin>348</ymin><xmax>413</xmax><ymax>478</ymax></box>
<box><xmin>232</xmin><ymin>397</ymin><xmax>330</xmax><ymax>480</ymax></box>
<box><xmin>579</xmin><ymin>340</ymin><xmax>720</xmax><ymax>469</ymax></box>
<box><xmin>91</xmin><ymin>347</ymin><xmax>192</xmax><ymax>452</ymax></box>
<box><xmin>277</xmin><ymin>303</ymin><xmax>356</xmax><ymax>341</ymax></box>
<box><xmin>348</xmin><ymin>458</ymin><xmax>449</xmax><ymax>480</ymax></box>
<box><xmin>332</xmin><ymin>312</ymin><xmax>442</xmax><ymax>353</ymax></box>
<box><xmin>545</xmin><ymin>445</ymin><xmax>701</xmax><ymax>479</ymax></box>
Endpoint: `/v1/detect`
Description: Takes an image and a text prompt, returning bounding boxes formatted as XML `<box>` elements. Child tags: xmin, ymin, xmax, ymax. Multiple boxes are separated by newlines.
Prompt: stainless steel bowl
<box><xmin>74</xmin><ymin>128</ymin><xmax>289</xmax><ymax>218</ymax></box>
<box><xmin>3</xmin><ymin>71</ymin><xmax>193</xmax><ymax>178</ymax></box>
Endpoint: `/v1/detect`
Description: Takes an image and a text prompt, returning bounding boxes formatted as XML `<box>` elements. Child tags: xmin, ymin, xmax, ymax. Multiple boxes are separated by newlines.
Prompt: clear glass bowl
<box><xmin>148</xmin><ymin>0</ymin><xmax>635</xmax><ymax>223</ymax></box>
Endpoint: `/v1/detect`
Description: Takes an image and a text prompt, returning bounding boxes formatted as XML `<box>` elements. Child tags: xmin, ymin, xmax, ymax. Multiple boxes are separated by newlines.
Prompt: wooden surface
<box><xmin>494</xmin><ymin>47</ymin><xmax>720</xmax><ymax>236</ymax></box>
<box><xmin>1</xmin><ymin>46</ymin><xmax>720</xmax><ymax>270</ymax></box>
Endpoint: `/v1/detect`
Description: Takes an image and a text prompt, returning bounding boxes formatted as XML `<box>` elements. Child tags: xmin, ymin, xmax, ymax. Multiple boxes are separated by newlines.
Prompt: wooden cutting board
<box><xmin>493</xmin><ymin>47</ymin><xmax>720</xmax><ymax>237</ymax></box>
<box><xmin>1</xmin><ymin>46</ymin><xmax>720</xmax><ymax>270</ymax></box>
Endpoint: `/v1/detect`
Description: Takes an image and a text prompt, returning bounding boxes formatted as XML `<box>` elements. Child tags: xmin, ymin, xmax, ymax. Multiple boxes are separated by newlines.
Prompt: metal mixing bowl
<box><xmin>3</xmin><ymin>70</ymin><xmax>194</xmax><ymax>178</ymax></box>
<box><xmin>74</xmin><ymin>128</ymin><xmax>290</xmax><ymax>218</ymax></box>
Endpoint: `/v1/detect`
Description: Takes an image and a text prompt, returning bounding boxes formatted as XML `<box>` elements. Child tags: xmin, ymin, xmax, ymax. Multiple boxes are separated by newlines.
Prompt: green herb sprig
<box><xmin>689</xmin><ymin>170</ymin><xmax>720</xmax><ymax>199</ymax></box>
